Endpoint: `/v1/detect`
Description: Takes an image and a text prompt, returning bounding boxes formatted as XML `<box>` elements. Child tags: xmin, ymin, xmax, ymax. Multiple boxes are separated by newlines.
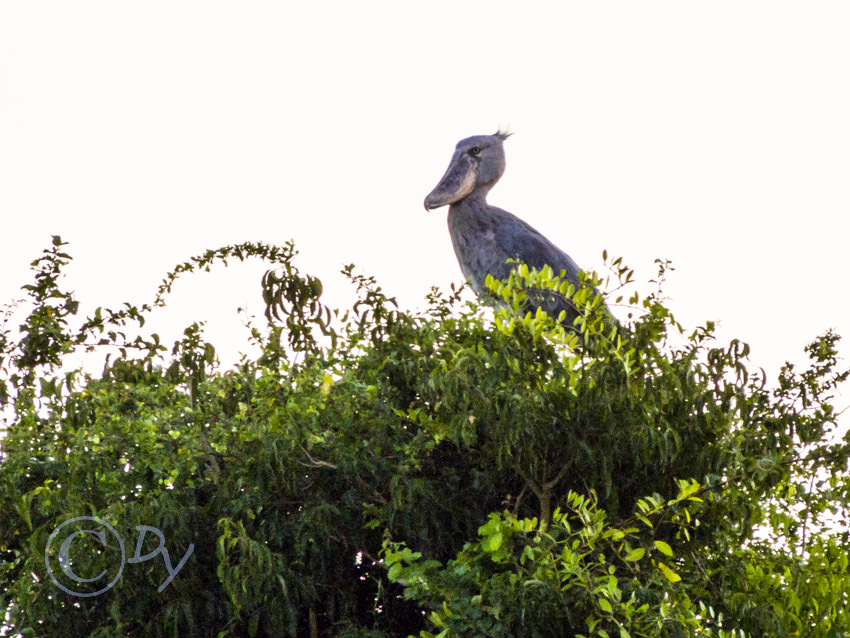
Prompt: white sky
<box><xmin>1</xmin><ymin>2</ymin><xmax>848</xmax><ymax>423</ymax></box>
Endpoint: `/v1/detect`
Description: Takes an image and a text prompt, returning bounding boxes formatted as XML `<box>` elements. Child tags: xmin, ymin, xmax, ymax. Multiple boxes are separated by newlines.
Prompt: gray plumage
<box><xmin>424</xmin><ymin>131</ymin><xmax>598</xmax><ymax>327</ymax></box>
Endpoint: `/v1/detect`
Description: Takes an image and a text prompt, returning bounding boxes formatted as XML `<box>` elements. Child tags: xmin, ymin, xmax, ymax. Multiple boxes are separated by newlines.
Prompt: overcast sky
<box><xmin>1</xmin><ymin>2</ymin><xmax>848</xmax><ymax>424</ymax></box>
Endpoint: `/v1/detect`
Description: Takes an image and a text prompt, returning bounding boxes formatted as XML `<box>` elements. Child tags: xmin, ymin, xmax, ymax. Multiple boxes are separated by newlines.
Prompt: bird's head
<box><xmin>424</xmin><ymin>131</ymin><xmax>511</xmax><ymax>210</ymax></box>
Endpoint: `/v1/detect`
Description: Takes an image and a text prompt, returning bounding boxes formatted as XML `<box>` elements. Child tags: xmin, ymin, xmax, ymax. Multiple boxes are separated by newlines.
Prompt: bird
<box><xmin>424</xmin><ymin>131</ymin><xmax>606</xmax><ymax>328</ymax></box>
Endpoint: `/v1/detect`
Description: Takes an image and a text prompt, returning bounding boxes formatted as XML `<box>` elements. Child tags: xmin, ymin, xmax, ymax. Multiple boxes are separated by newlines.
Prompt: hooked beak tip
<box><xmin>425</xmin><ymin>153</ymin><xmax>476</xmax><ymax>211</ymax></box>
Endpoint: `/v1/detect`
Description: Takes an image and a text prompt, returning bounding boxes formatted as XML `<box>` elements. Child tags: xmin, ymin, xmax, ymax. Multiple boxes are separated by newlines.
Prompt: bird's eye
<box><xmin>469</xmin><ymin>146</ymin><xmax>482</xmax><ymax>156</ymax></box>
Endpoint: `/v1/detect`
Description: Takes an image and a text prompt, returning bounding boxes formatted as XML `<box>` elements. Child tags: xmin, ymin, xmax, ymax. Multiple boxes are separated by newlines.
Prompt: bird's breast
<box><xmin>447</xmin><ymin>206</ymin><xmax>511</xmax><ymax>294</ymax></box>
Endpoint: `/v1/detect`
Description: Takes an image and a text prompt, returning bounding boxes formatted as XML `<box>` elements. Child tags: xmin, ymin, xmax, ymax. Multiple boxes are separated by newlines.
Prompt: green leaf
<box><xmin>387</xmin><ymin>562</ymin><xmax>402</xmax><ymax>581</ymax></box>
<box><xmin>657</xmin><ymin>561</ymin><xmax>681</xmax><ymax>583</ymax></box>
<box><xmin>625</xmin><ymin>547</ymin><xmax>645</xmax><ymax>562</ymax></box>
<box><xmin>653</xmin><ymin>540</ymin><xmax>673</xmax><ymax>557</ymax></box>
<box><xmin>482</xmin><ymin>531</ymin><xmax>503</xmax><ymax>553</ymax></box>
<box><xmin>598</xmin><ymin>597</ymin><xmax>613</xmax><ymax>613</ymax></box>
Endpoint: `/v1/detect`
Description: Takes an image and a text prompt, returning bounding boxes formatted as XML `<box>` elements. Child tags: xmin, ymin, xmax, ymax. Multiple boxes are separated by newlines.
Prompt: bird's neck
<box><xmin>452</xmin><ymin>188</ymin><xmax>491</xmax><ymax>215</ymax></box>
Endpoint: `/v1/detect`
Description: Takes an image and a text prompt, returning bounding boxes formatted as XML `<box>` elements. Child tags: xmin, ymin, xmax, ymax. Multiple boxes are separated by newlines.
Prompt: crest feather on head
<box><xmin>495</xmin><ymin>129</ymin><xmax>513</xmax><ymax>141</ymax></box>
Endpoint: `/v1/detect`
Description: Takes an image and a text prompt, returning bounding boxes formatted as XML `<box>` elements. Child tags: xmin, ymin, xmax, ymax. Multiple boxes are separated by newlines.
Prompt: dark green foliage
<box><xmin>1</xmin><ymin>238</ymin><xmax>848</xmax><ymax>636</ymax></box>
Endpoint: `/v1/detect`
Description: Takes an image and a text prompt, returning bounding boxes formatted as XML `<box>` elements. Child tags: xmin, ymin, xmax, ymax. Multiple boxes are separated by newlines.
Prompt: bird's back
<box><xmin>448</xmin><ymin>201</ymin><xmax>588</xmax><ymax>325</ymax></box>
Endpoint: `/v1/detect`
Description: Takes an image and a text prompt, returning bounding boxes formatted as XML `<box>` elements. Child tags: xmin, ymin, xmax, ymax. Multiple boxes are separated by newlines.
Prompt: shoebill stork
<box><xmin>424</xmin><ymin>131</ymin><xmax>605</xmax><ymax>327</ymax></box>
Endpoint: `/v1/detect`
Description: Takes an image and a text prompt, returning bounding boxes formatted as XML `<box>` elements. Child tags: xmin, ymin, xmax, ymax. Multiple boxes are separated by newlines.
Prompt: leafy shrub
<box><xmin>1</xmin><ymin>238</ymin><xmax>847</xmax><ymax>637</ymax></box>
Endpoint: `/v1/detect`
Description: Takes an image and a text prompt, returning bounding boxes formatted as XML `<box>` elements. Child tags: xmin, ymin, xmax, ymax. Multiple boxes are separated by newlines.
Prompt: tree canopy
<box><xmin>1</xmin><ymin>237</ymin><xmax>848</xmax><ymax>637</ymax></box>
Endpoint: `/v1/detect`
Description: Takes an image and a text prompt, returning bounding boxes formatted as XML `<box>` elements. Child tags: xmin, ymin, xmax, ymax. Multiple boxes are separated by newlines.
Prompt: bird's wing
<box><xmin>488</xmin><ymin>208</ymin><xmax>592</xmax><ymax>324</ymax></box>
<box><xmin>491</xmin><ymin>208</ymin><xmax>582</xmax><ymax>284</ymax></box>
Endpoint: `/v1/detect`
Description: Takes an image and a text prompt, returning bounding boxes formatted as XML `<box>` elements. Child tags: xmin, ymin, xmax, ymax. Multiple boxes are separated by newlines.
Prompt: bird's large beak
<box><xmin>424</xmin><ymin>153</ymin><xmax>476</xmax><ymax>210</ymax></box>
